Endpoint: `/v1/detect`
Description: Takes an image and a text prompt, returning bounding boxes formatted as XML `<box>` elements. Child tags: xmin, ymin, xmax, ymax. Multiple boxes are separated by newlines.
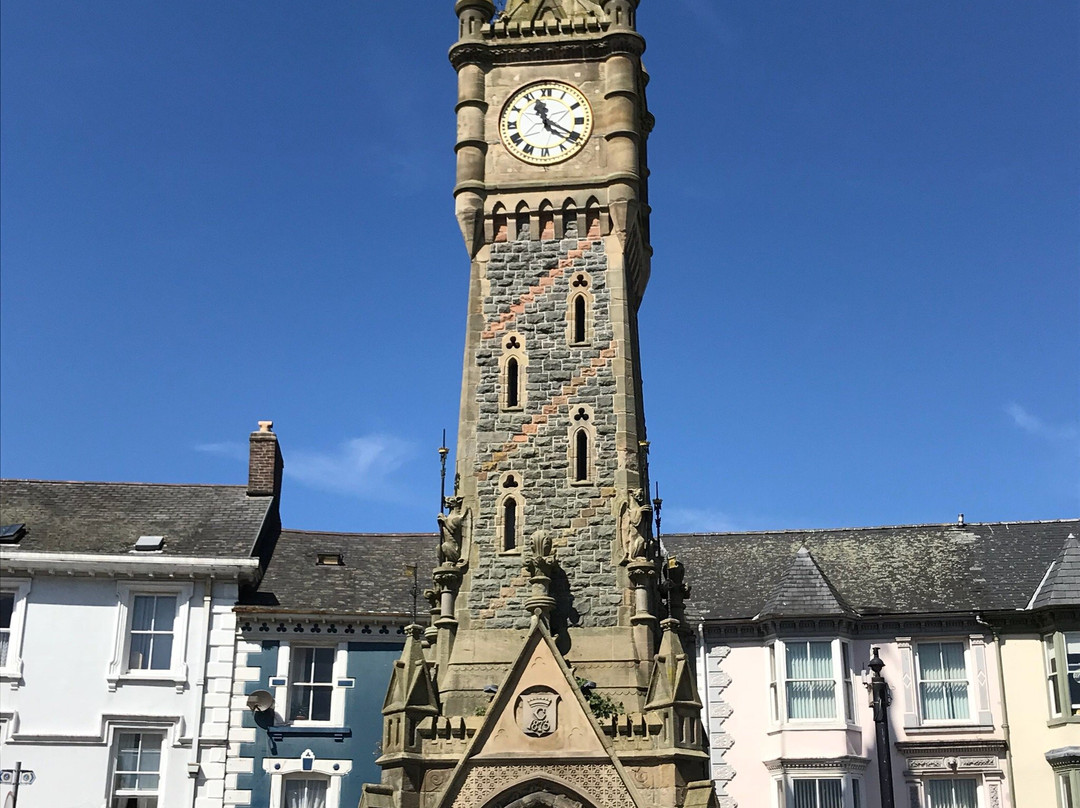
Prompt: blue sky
<box><xmin>2</xmin><ymin>1</ymin><xmax>1076</xmax><ymax>534</ymax></box>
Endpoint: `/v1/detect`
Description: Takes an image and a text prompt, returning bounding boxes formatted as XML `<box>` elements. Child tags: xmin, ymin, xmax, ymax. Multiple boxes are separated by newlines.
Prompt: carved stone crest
<box><xmin>517</xmin><ymin>687</ymin><xmax>560</xmax><ymax>737</ymax></box>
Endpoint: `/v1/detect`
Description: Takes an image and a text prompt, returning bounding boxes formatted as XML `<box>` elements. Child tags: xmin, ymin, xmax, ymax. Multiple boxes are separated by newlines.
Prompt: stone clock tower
<box><xmin>361</xmin><ymin>3</ymin><xmax>716</xmax><ymax>807</ymax></box>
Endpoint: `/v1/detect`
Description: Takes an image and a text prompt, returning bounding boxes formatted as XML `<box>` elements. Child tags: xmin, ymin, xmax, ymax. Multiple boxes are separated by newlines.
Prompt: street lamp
<box><xmin>868</xmin><ymin>647</ymin><xmax>895</xmax><ymax>808</ymax></box>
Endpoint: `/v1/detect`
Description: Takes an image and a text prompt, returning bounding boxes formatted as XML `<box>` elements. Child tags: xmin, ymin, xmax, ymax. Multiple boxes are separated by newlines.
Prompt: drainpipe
<box><xmin>190</xmin><ymin>578</ymin><xmax>214</xmax><ymax>806</ymax></box>
<box><xmin>976</xmin><ymin>613</ymin><xmax>1017</xmax><ymax>808</ymax></box>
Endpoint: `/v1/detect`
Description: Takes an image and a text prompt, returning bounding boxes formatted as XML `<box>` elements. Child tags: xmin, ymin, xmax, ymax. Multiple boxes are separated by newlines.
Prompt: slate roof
<box><xmin>0</xmin><ymin>479</ymin><xmax>274</xmax><ymax>558</ymax></box>
<box><xmin>664</xmin><ymin>520</ymin><xmax>1080</xmax><ymax>621</ymax></box>
<box><xmin>241</xmin><ymin>529</ymin><xmax>437</xmax><ymax>616</ymax></box>
<box><xmin>1031</xmin><ymin>533</ymin><xmax>1080</xmax><ymax>609</ymax></box>
<box><xmin>757</xmin><ymin>545</ymin><xmax>854</xmax><ymax>619</ymax></box>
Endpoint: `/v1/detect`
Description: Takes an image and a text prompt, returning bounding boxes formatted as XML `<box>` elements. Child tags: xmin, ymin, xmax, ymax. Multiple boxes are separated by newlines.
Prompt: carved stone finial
<box><xmin>524</xmin><ymin>529</ymin><xmax>557</xmax><ymax>623</ymax></box>
<box><xmin>524</xmin><ymin>528</ymin><xmax>556</xmax><ymax>578</ymax></box>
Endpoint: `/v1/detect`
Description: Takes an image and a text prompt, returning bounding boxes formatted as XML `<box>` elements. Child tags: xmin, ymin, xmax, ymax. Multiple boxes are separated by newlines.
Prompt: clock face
<box><xmin>499</xmin><ymin>82</ymin><xmax>593</xmax><ymax>165</ymax></box>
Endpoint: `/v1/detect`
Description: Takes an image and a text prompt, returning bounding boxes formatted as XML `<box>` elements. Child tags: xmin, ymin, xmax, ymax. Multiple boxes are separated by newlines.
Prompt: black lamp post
<box><xmin>868</xmin><ymin>647</ymin><xmax>895</xmax><ymax>808</ymax></box>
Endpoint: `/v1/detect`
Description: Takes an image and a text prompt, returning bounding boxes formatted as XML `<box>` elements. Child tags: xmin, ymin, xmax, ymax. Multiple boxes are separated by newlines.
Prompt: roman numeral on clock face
<box><xmin>501</xmin><ymin>82</ymin><xmax>591</xmax><ymax>163</ymax></box>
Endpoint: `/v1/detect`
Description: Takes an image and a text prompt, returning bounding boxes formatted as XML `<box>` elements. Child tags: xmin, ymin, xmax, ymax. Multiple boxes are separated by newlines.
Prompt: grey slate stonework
<box><xmin>1032</xmin><ymin>532</ymin><xmax>1080</xmax><ymax>609</ymax></box>
<box><xmin>242</xmin><ymin>529</ymin><xmax>437</xmax><ymax>615</ymax></box>
<box><xmin>466</xmin><ymin>226</ymin><xmax>624</xmax><ymax>629</ymax></box>
<box><xmin>757</xmin><ymin>545</ymin><xmax>854</xmax><ymax>618</ymax></box>
<box><xmin>664</xmin><ymin>519</ymin><xmax>1080</xmax><ymax>620</ymax></box>
<box><xmin>0</xmin><ymin>478</ymin><xmax>275</xmax><ymax>558</ymax></box>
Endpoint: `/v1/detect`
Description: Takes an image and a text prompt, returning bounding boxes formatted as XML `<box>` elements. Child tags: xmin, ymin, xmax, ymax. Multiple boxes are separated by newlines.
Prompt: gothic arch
<box><xmin>481</xmin><ymin>779</ymin><xmax>592</xmax><ymax>808</ymax></box>
<box><xmin>584</xmin><ymin>197</ymin><xmax>602</xmax><ymax>237</ymax></box>
<box><xmin>498</xmin><ymin>332</ymin><xmax>527</xmax><ymax>411</ymax></box>
<box><xmin>514</xmin><ymin>200</ymin><xmax>531</xmax><ymax>240</ymax></box>
<box><xmin>492</xmin><ymin>202</ymin><xmax>508</xmax><ymax>242</ymax></box>
<box><xmin>538</xmin><ymin>199</ymin><xmax>555</xmax><ymax>240</ymax></box>
<box><xmin>561</xmin><ymin>197</ymin><xmax>579</xmax><ymax>238</ymax></box>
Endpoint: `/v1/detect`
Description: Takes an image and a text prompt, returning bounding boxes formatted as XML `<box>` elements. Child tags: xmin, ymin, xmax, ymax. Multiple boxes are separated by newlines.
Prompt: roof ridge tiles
<box><xmin>280</xmin><ymin>529</ymin><xmax>438</xmax><ymax>538</ymax></box>
<box><xmin>669</xmin><ymin>517</ymin><xmax>1080</xmax><ymax>538</ymax></box>
<box><xmin>1</xmin><ymin>478</ymin><xmax>248</xmax><ymax>490</ymax></box>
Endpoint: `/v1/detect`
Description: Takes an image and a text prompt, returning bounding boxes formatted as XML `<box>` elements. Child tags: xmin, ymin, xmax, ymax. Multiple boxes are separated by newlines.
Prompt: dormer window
<box><xmin>317</xmin><ymin>553</ymin><xmax>344</xmax><ymax>566</ymax></box>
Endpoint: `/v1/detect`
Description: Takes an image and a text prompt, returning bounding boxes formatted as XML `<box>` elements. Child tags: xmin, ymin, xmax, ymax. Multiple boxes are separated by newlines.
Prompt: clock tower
<box><xmin>361</xmin><ymin>3</ymin><xmax>716</xmax><ymax>807</ymax></box>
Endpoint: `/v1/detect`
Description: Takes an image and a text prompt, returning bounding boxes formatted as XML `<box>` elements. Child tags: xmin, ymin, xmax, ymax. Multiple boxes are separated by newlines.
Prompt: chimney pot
<box><xmin>957</xmin><ymin>513</ymin><xmax>965</xmax><ymax>526</ymax></box>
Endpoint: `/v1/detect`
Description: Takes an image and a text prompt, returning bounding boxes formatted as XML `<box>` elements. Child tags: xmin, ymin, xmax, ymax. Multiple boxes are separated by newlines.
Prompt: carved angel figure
<box><xmin>621</xmin><ymin>488</ymin><xmax>651</xmax><ymax>560</ymax></box>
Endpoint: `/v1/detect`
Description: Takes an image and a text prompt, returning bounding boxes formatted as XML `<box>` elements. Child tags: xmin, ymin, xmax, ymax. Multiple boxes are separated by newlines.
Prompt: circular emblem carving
<box><xmin>516</xmin><ymin>687</ymin><xmax>561</xmax><ymax>737</ymax></box>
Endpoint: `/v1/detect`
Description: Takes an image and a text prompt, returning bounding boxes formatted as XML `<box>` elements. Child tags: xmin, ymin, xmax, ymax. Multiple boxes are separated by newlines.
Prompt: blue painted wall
<box><xmin>237</xmin><ymin>639</ymin><xmax>403</xmax><ymax>807</ymax></box>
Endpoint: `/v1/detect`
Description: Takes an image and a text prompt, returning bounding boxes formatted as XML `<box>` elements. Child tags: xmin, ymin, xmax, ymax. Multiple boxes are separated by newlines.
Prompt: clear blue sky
<box><xmin>2</xmin><ymin>1</ymin><xmax>1076</xmax><ymax>534</ymax></box>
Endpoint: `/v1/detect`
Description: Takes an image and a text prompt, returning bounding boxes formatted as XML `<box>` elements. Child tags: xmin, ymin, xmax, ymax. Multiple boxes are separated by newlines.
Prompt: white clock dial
<box><xmin>499</xmin><ymin>82</ymin><xmax>593</xmax><ymax>165</ymax></box>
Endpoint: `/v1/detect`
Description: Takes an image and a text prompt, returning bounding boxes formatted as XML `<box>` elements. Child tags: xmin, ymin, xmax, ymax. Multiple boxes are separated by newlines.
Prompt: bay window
<box><xmin>1062</xmin><ymin>773</ymin><xmax>1076</xmax><ymax>808</ymax></box>
<box><xmin>924</xmin><ymin>778</ymin><xmax>978</xmax><ymax>808</ymax></box>
<box><xmin>1045</xmin><ymin>632</ymin><xmax>1080</xmax><ymax>720</ymax></box>
<box><xmin>916</xmin><ymin>642</ymin><xmax>970</xmax><ymax>722</ymax></box>
<box><xmin>792</xmin><ymin>778</ymin><xmax>842</xmax><ymax>808</ymax></box>
<box><xmin>772</xmin><ymin>773</ymin><xmax>863</xmax><ymax>808</ymax></box>
<box><xmin>771</xmin><ymin>639</ymin><xmax>856</xmax><ymax>724</ymax></box>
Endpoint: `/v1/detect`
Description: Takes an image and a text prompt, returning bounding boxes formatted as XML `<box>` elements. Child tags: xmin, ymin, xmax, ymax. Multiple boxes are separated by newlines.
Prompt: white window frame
<box><xmin>771</xmin><ymin>638</ymin><xmax>857</xmax><ymax>727</ymax></box>
<box><xmin>272</xmin><ymin>642</ymin><xmax>352</xmax><ymax>727</ymax></box>
<box><xmin>103</xmin><ymin>720</ymin><xmax>178</xmax><ymax>808</ymax></box>
<box><xmin>915</xmin><ymin>640</ymin><xmax>973</xmax><ymax>725</ymax></box>
<box><xmin>770</xmin><ymin>772</ymin><xmax>863</xmax><ymax>808</ymax></box>
<box><xmin>1044</xmin><ymin>631</ymin><xmax>1080</xmax><ymax>722</ymax></box>
<box><xmin>1059</xmin><ymin>769</ymin><xmax>1079</xmax><ymax>808</ymax></box>
<box><xmin>109</xmin><ymin>729</ymin><xmax>166</xmax><ymax>807</ymax></box>
<box><xmin>263</xmin><ymin>751</ymin><xmax>352</xmax><ymax>808</ymax></box>
<box><xmin>108</xmin><ymin>582</ymin><xmax>193</xmax><ymax>691</ymax></box>
<box><xmin>920</xmin><ymin>776</ymin><xmax>981</xmax><ymax>808</ymax></box>
<box><xmin>0</xmin><ymin>578</ymin><xmax>31</xmax><ymax>685</ymax></box>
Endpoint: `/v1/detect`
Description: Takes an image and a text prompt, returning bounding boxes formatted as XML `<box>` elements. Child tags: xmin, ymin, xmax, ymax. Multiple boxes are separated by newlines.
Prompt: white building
<box><xmin>0</xmin><ymin>424</ymin><xmax>283</xmax><ymax>808</ymax></box>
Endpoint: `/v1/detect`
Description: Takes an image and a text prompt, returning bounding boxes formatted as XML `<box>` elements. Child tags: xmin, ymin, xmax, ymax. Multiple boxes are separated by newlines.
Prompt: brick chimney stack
<box><xmin>248</xmin><ymin>420</ymin><xmax>283</xmax><ymax>498</ymax></box>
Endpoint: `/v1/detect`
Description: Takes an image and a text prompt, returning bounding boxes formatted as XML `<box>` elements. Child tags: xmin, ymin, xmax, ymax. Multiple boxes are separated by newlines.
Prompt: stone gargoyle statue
<box><xmin>437</xmin><ymin>496</ymin><xmax>469</xmax><ymax>566</ymax></box>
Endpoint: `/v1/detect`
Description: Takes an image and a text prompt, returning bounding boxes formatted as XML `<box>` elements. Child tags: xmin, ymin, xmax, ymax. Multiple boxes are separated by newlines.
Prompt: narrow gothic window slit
<box><xmin>575</xmin><ymin>429</ymin><xmax>590</xmax><ymax>482</ymax></box>
<box><xmin>506</xmin><ymin>358</ymin><xmax>520</xmax><ymax>408</ymax></box>
<box><xmin>572</xmin><ymin>295</ymin><xmax>587</xmax><ymax>344</ymax></box>
<box><xmin>503</xmin><ymin>498</ymin><xmax>518</xmax><ymax>551</ymax></box>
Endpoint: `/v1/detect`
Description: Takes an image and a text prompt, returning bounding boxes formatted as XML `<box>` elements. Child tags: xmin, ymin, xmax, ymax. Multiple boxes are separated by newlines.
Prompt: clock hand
<box><xmin>543</xmin><ymin>118</ymin><xmax>573</xmax><ymax>136</ymax></box>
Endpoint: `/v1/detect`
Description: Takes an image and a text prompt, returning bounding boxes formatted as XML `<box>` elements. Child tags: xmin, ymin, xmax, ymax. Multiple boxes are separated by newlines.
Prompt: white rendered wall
<box><xmin>0</xmin><ymin>575</ymin><xmax>239</xmax><ymax>808</ymax></box>
<box><xmin>702</xmin><ymin>634</ymin><xmax>1011</xmax><ymax>808</ymax></box>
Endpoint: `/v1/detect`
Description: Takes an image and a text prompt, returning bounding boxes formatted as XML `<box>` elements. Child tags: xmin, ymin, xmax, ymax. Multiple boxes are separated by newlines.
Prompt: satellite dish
<box><xmin>247</xmin><ymin>690</ymin><xmax>275</xmax><ymax>712</ymax></box>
